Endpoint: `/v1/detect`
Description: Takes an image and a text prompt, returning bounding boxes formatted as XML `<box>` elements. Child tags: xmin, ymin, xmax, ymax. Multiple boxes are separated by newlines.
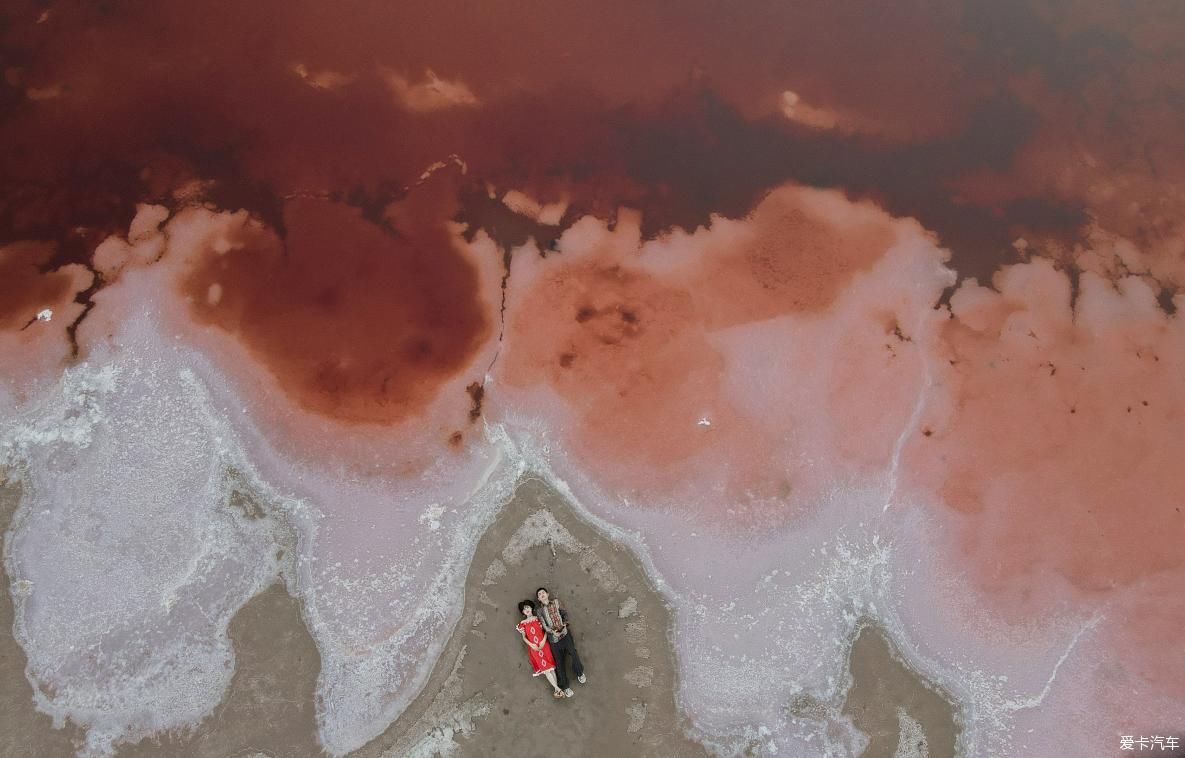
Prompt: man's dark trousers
<box><xmin>549</xmin><ymin>632</ymin><xmax>584</xmax><ymax>689</ymax></box>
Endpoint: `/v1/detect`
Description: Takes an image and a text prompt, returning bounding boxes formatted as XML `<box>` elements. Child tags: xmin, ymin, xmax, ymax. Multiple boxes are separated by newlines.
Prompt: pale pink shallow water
<box><xmin>2</xmin><ymin>1</ymin><xmax>1184</xmax><ymax>755</ymax></box>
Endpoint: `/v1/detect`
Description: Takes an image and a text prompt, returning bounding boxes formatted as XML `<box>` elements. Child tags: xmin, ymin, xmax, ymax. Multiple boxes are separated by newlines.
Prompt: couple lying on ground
<box><xmin>516</xmin><ymin>586</ymin><xmax>587</xmax><ymax>699</ymax></box>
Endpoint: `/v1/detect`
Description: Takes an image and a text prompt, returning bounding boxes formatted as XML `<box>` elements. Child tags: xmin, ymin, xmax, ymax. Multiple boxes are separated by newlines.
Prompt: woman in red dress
<box><xmin>517</xmin><ymin>600</ymin><xmax>566</xmax><ymax>699</ymax></box>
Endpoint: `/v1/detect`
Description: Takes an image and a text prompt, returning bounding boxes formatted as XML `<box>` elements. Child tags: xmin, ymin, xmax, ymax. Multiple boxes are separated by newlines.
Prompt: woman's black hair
<box><xmin>536</xmin><ymin>586</ymin><xmax>549</xmax><ymax>597</ymax></box>
<box><xmin>518</xmin><ymin>599</ymin><xmax>536</xmax><ymax>615</ymax></box>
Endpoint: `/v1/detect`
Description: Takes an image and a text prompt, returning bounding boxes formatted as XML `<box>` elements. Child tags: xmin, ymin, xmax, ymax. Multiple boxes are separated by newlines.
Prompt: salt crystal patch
<box><xmin>482</xmin><ymin>558</ymin><xmax>507</xmax><ymax>586</ymax></box>
<box><xmin>624</xmin><ymin>665</ymin><xmax>654</xmax><ymax>688</ymax></box>
<box><xmin>1</xmin><ymin>339</ymin><xmax>297</xmax><ymax>756</ymax></box>
<box><xmin>893</xmin><ymin>708</ymin><xmax>929</xmax><ymax>758</ymax></box>
<box><xmin>402</xmin><ymin>697</ymin><xmax>491</xmax><ymax>757</ymax></box>
<box><xmin>618</xmin><ymin>596</ymin><xmax>638</xmax><ymax>618</ymax></box>
<box><xmin>128</xmin><ymin>204</ymin><xmax>170</xmax><ymax>242</ymax></box>
<box><xmin>417</xmin><ymin>503</ymin><xmax>446</xmax><ymax>531</ymax></box>
<box><xmin>500</xmin><ymin>189</ymin><xmax>568</xmax><ymax>226</ymax></box>
<box><xmin>290</xmin><ymin>62</ymin><xmax>356</xmax><ymax>90</ymax></box>
<box><xmin>382</xmin><ymin>68</ymin><xmax>478</xmax><ymax>112</ymax></box>
<box><xmin>626</xmin><ymin>701</ymin><xmax>647</xmax><ymax>733</ymax></box>
<box><xmin>501</xmin><ymin>509</ymin><xmax>581</xmax><ymax>564</ymax></box>
<box><xmin>780</xmin><ymin>90</ymin><xmax>842</xmax><ymax>130</ymax></box>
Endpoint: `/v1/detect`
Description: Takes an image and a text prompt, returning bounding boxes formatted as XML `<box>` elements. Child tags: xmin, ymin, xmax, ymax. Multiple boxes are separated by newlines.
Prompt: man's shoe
<box><xmin>564</xmin><ymin>688</ymin><xmax>576</xmax><ymax>698</ymax></box>
<box><xmin>577</xmin><ymin>674</ymin><xmax>587</xmax><ymax>684</ymax></box>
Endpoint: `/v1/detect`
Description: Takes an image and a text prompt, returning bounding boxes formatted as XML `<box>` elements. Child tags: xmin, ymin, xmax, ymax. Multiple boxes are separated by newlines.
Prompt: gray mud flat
<box><xmin>359</xmin><ymin>477</ymin><xmax>708</xmax><ymax>758</ymax></box>
<box><xmin>843</xmin><ymin>624</ymin><xmax>959</xmax><ymax>758</ymax></box>
<box><xmin>117</xmin><ymin>582</ymin><xmax>322</xmax><ymax>758</ymax></box>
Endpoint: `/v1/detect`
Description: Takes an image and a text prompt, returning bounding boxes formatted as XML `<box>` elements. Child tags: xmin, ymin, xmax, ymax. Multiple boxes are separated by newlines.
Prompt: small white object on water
<box><xmin>36</xmin><ymin>308</ymin><xmax>53</xmax><ymax>322</ymax></box>
<box><xmin>697</xmin><ymin>416</ymin><xmax>712</xmax><ymax>428</ymax></box>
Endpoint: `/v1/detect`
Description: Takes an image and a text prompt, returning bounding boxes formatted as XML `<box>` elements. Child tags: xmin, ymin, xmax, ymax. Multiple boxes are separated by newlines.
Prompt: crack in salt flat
<box><xmin>1003</xmin><ymin>613</ymin><xmax>1102</xmax><ymax>712</ymax></box>
<box><xmin>63</xmin><ymin>263</ymin><xmax>103</xmax><ymax>358</ymax></box>
<box><xmin>882</xmin><ymin>296</ymin><xmax>944</xmax><ymax>513</ymax></box>
<box><xmin>479</xmin><ymin>241</ymin><xmax>513</xmax><ymax>382</ymax></box>
<box><xmin>946</xmin><ymin>612</ymin><xmax>1104</xmax><ymax>755</ymax></box>
<box><xmin>476</xmin><ymin>219</ymin><xmax>516</xmax><ymax>401</ymax></box>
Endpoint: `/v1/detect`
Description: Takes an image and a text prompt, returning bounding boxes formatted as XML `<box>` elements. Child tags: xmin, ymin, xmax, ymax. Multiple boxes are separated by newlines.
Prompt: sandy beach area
<box><xmin>2</xmin><ymin>473</ymin><xmax>957</xmax><ymax>757</ymax></box>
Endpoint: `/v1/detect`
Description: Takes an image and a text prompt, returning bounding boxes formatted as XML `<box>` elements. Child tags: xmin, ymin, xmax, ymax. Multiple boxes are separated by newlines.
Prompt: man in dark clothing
<box><xmin>536</xmin><ymin>586</ymin><xmax>586</xmax><ymax>697</ymax></box>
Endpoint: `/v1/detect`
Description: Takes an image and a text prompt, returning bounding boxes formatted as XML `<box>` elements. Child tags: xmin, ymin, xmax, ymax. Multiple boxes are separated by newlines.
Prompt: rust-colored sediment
<box><xmin>693</xmin><ymin>192</ymin><xmax>899</xmax><ymax>327</ymax></box>
<box><xmin>504</xmin><ymin>254</ymin><xmax>718</xmax><ymax>471</ymax></box>
<box><xmin>916</xmin><ymin>273</ymin><xmax>1185</xmax><ymax>592</ymax></box>
<box><xmin>500</xmin><ymin>189</ymin><xmax>904</xmax><ymax>481</ymax></box>
<box><xmin>180</xmin><ymin>191</ymin><xmax>490</xmax><ymax>425</ymax></box>
<box><xmin>904</xmin><ymin>267</ymin><xmax>1185</xmax><ymax>694</ymax></box>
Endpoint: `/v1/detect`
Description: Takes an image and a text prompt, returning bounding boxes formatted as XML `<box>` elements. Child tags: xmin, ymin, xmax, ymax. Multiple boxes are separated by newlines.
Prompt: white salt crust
<box><xmin>0</xmin><ymin>310</ymin><xmax>1143</xmax><ymax>758</ymax></box>
<box><xmin>1</xmin><ymin>297</ymin><xmax>528</xmax><ymax>756</ymax></box>
<box><xmin>2</xmin><ymin>335</ymin><xmax>312</xmax><ymax>756</ymax></box>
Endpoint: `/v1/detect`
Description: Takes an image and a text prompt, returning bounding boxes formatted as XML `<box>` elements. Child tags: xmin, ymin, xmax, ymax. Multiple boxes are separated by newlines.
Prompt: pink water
<box><xmin>2</xmin><ymin>1</ymin><xmax>1183</xmax><ymax>755</ymax></box>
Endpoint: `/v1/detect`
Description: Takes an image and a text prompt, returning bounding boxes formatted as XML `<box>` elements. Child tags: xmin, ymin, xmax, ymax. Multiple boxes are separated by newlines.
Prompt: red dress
<box><xmin>517</xmin><ymin>617</ymin><xmax>556</xmax><ymax>675</ymax></box>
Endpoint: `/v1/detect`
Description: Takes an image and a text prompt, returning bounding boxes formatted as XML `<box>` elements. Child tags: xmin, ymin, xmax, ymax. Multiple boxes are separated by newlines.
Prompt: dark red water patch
<box><xmin>465</xmin><ymin>381</ymin><xmax>484</xmax><ymax>422</ymax></box>
<box><xmin>2</xmin><ymin>0</ymin><xmax>1180</xmax><ymax>398</ymax></box>
<box><xmin>0</xmin><ymin>242</ymin><xmax>76</xmax><ymax>329</ymax></box>
<box><xmin>180</xmin><ymin>194</ymin><xmax>490</xmax><ymax>425</ymax></box>
<box><xmin>454</xmin><ymin>183</ymin><xmax>568</xmax><ymax>255</ymax></box>
<box><xmin>1158</xmin><ymin>288</ymin><xmax>1178</xmax><ymax>315</ymax></box>
<box><xmin>1</xmin><ymin>0</ymin><xmax>1105</xmax><ymax>251</ymax></box>
<box><xmin>447</xmin><ymin>83</ymin><xmax>1088</xmax><ymax>285</ymax></box>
